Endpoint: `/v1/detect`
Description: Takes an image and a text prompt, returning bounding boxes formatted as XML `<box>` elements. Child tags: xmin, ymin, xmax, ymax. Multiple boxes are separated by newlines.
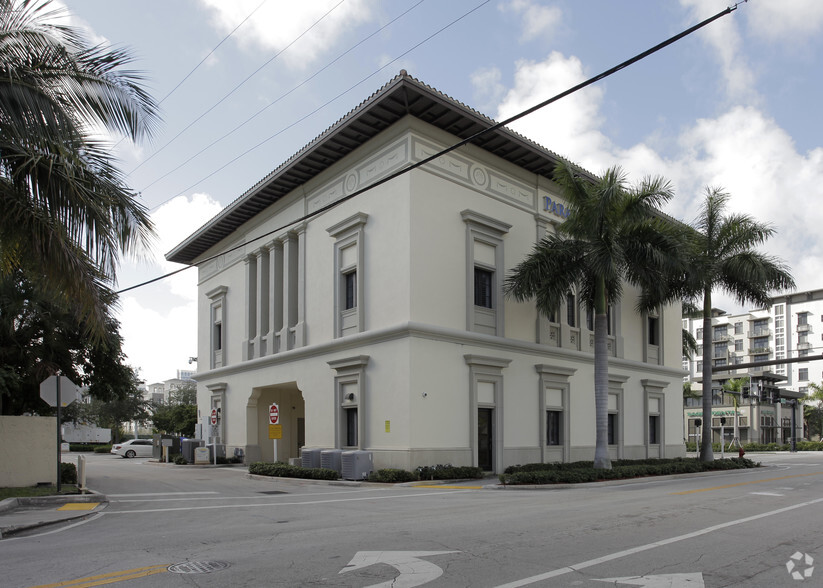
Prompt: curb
<box><xmin>0</xmin><ymin>491</ymin><xmax>108</xmax><ymax>539</ymax></box>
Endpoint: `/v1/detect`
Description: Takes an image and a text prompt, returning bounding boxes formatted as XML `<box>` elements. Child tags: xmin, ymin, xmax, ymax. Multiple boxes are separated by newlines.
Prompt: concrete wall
<box><xmin>0</xmin><ymin>416</ymin><xmax>56</xmax><ymax>487</ymax></box>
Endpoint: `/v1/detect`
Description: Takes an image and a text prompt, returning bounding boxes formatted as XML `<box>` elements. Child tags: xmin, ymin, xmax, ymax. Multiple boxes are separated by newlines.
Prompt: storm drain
<box><xmin>168</xmin><ymin>561</ymin><xmax>230</xmax><ymax>574</ymax></box>
<box><xmin>258</xmin><ymin>490</ymin><xmax>287</xmax><ymax>495</ymax></box>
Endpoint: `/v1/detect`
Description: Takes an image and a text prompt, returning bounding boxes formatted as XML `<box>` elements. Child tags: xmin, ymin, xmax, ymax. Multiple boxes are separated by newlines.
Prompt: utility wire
<box><xmin>117</xmin><ymin>3</ymin><xmax>740</xmax><ymax>295</ymax></box>
<box><xmin>128</xmin><ymin>0</ymin><xmax>347</xmax><ymax>175</ymax></box>
<box><xmin>141</xmin><ymin>0</ymin><xmax>428</xmax><ymax>206</ymax></box>
<box><xmin>146</xmin><ymin>0</ymin><xmax>489</xmax><ymax>210</ymax></box>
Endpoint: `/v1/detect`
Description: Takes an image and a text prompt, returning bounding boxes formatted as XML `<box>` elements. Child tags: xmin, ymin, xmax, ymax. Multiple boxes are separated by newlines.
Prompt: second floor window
<box><xmin>474</xmin><ymin>267</ymin><xmax>493</xmax><ymax>308</ymax></box>
<box><xmin>344</xmin><ymin>270</ymin><xmax>357</xmax><ymax>310</ymax></box>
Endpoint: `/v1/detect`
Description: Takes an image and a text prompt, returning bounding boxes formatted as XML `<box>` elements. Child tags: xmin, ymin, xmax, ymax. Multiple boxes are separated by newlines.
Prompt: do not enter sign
<box><xmin>269</xmin><ymin>403</ymin><xmax>279</xmax><ymax>425</ymax></box>
<box><xmin>210</xmin><ymin>408</ymin><xmax>218</xmax><ymax>426</ymax></box>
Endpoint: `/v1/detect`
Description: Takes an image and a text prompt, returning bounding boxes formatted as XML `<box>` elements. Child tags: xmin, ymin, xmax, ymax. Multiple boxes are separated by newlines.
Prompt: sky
<box><xmin>56</xmin><ymin>0</ymin><xmax>823</xmax><ymax>385</ymax></box>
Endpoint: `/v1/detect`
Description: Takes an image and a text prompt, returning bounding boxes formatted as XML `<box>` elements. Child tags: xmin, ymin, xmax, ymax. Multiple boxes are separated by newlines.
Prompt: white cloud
<box><xmin>470</xmin><ymin>66</ymin><xmax>506</xmax><ymax>112</ymax></box>
<box><xmin>491</xmin><ymin>52</ymin><xmax>610</xmax><ymax>174</ymax></box>
<box><xmin>117</xmin><ymin>192</ymin><xmax>223</xmax><ymax>384</ymax></box>
<box><xmin>198</xmin><ymin>0</ymin><xmax>377</xmax><ymax>69</ymax></box>
<box><xmin>499</xmin><ymin>0</ymin><xmax>562</xmax><ymax>42</ymax></box>
<box><xmin>679</xmin><ymin>0</ymin><xmax>757</xmax><ymax>102</ymax></box>
<box><xmin>747</xmin><ymin>0</ymin><xmax>823</xmax><ymax>41</ymax></box>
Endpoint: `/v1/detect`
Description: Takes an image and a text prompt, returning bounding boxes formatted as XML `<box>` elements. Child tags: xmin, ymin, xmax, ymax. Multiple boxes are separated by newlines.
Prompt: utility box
<box><xmin>208</xmin><ymin>443</ymin><xmax>226</xmax><ymax>462</ymax></box>
<box><xmin>342</xmin><ymin>451</ymin><xmax>373</xmax><ymax>480</ymax></box>
<box><xmin>181</xmin><ymin>439</ymin><xmax>204</xmax><ymax>463</ymax></box>
<box><xmin>152</xmin><ymin>434</ymin><xmax>180</xmax><ymax>460</ymax></box>
<box><xmin>301</xmin><ymin>447</ymin><xmax>322</xmax><ymax>469</ymax></box>
<box><xmin>320</xmin><ymin>449</ymin><xmax>343</xmax><ymax>475</ymax></box>
<box><xmin>194</xmin><ymin>446</ymin><xmax>210</xmax><ymax>464</ymax></box>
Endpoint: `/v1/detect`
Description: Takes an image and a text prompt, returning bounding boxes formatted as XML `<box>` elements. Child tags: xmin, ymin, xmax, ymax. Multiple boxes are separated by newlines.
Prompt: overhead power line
<box><xmin>117</xmin><ymin>3</ymin><xmax>741</xmax><ymax>295</ymax></box>
<box><xmin>128</xmin><ymin>0</ymin><xmax>347</xmax><ymax>175</ymax></box>
<box><xmin>141</xmin><ymin>0</ymin><xmax>429</xmax><ymax>207</ymax></box>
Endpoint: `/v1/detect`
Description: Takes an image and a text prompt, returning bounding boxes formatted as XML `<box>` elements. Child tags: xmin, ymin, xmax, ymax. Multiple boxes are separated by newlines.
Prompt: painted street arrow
<box><xmin>339</xmin><ymin>551</ymin><xmax>459</xmax><ymax>588</ymax></box>
<box><xmin>595</xmin><ymin>573</ymin><xmax>705</xmax><ymax>587</ymax></box>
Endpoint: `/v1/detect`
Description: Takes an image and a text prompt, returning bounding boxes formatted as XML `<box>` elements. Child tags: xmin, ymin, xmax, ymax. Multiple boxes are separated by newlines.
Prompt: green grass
<box><xmin>0</xmin><ymin>485</ymin><xmax>79</xmax><ymax>500</ymax></box>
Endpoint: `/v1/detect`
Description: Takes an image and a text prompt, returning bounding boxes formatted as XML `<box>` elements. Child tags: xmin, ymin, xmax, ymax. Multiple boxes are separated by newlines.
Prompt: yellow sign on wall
<box><xmin>385</xmin><ymin>420</ymin><xmax>390</xmax><ymax>433</ymax></box>
<box><xmin>268</xmin><ymin>424</ymin><xmax>283</xmax><ymax>439</ymax></box>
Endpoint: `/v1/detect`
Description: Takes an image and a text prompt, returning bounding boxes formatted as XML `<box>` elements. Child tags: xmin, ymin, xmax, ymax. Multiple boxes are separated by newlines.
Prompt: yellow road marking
<box><xmin>28</xmin><ymin>565</ymin><xmax>169</xmax><ymax>588</ymax></box>
<box><xmin>412</xmin><ymin>485</ymin><xmax>483</xmax><ymax>489</ymax></box>
<box><xmin>671</xmin><ymin>471</ymin><xmax>823</xmax><ymax>495</ymax></box>
<box><xmin>56</xmin><ymin>503</ymin><xmax>100</xmax><ymax>511</ymax></box>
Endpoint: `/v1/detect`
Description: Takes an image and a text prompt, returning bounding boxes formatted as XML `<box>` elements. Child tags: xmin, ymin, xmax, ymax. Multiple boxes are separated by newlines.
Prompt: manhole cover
<box><xmin>258</xmin><ymin>490</ymin><xmax>286</xmax><ymax>495</ymax></box>
<box><xmin>168</xmin><ymin>561</ymin><xmax>230</xmax><ymax>574</ymax></box>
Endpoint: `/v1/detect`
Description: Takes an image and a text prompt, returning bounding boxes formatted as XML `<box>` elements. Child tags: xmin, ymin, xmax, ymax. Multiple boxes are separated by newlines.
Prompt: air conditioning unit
<box><xmin>320</xmin><ymin>449</ymin><xmax>344</xmax><ymax>475</ymax></box>
<box><xmin>341</xmin><ymin>450</ymin><xmax>373</xmax><ymax>480</ymax></box>
<box><xmin>301</xmin><ymin>448</ymin><xmax>322</xmax><ymax>469</ymax></box>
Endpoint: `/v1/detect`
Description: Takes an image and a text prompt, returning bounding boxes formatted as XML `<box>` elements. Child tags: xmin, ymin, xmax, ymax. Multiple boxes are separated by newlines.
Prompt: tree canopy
<box><xmin>505</xmin><ymin>162</ymin><xmax>682</xmax><ymax>469</ymax></box>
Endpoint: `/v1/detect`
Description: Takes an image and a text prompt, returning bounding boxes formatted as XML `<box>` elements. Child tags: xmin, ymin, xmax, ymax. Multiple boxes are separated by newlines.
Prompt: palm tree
<box><xmin>0</xmin><ymin>0</ymin><xmax>159</xmax><ymax>334</ymax></box>
<box><xmin>671</xmin><ymin>189</ymin><xmax>794</xmax><ymax>462</ymax></box>
<box><xmin>505</xmin><ymin>162</ymin><xmax>681</xmax><ymax>469</ymax></box>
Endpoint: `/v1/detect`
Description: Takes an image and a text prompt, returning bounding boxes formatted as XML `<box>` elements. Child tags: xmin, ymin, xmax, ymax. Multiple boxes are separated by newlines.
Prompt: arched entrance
<box><xmin>247</xmin><ymin>382</ymin><xmax>305</xmax><ymax>463</ymax></box>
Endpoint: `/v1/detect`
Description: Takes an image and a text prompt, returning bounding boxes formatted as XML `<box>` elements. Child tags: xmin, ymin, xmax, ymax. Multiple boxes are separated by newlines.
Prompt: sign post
<box><xmin>269</xmin><ymin>403</ymin><xmax>279</xmax><ymax>463</ymax></box>
<box><xmin>40</xmin><ymin>375</ymin><xmax>79</xmax><ymax>493</ymax></box>
<box><xmin>210</xmin><ymin>409</ymin><xmax>218</xmax><ymax>465</ymax></box>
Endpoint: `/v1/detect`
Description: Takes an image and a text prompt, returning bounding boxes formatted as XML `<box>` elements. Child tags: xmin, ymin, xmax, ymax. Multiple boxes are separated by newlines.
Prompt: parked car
<box><xmin>111</xmin><ymin>439</ymin><xmax>153</xmax><ymax>458</ymax></box>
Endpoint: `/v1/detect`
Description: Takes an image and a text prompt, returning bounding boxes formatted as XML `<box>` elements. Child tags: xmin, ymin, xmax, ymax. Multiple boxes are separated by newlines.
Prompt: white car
<box><xmin>111</xmin><ymin>439</ymin><xmax>153</xmax><ymax>458</ymax></box>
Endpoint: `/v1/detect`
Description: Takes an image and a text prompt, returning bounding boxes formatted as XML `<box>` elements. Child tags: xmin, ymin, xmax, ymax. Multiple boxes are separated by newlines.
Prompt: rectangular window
<box><xmin>735</xmin><ymin>339</ymin><xmax>743</xmax><ymax>351</ymax></box>
<box><xmin>799</xmin><ymin>368</ymin><xmax>809</xmax><ymax>381</ymax></box>
<box><xmin>345</xmin><ymin>407</ymin><xmax>358</xmax><ymax>447</ymax></box>
<box><xmin>649</xmin><ymin>415</ymin><xmax>660</xmax><ymax>444</ymax></box>
<box><xmin>735</xmin><ymin>322</ymin><xmax>743</xmax><ymax>335</ymax></box>
<box><xmin>344</xmin><ymin>270</ymin><xmax>357</xmax><ymax>310</ymax></box>
<box><xmin>648</xmin><ymin>316</ymin><xmax>659</xmax><ymax>345</ymax></box>
<box><xmin>799</xmin><ymin>313</ymin><xmax>809</xmax><ymax>326</ymax></box>
<box><xmin>566</xmin><ymin>292</ymin><xmax>576</xmax><ymax>327</ymax></box>
<box><xmin>474</xmin><ymin>267</ymin><xmax>493</xmax><ymax>308</ymax></box>
<box><xmin>608</xmin><ymin>413</ymin><xmax>617</xmax><ymax>445</ymax></box>
<box><xmin>546</xmin><ymin>410</ymin><xmax>562</xmax><ymax>446</ymax></box>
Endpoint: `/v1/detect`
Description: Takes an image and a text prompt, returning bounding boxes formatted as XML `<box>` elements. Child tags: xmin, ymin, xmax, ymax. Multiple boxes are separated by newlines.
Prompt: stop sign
<box><xmin>210</xmin><ymin>408</ymin><xmax>218</xmax><ymax>425</ymax></box>
<box><xmin>269</xmin><ymin>403</ymin><xmax>279</xmax><ymax>425</ymax></box>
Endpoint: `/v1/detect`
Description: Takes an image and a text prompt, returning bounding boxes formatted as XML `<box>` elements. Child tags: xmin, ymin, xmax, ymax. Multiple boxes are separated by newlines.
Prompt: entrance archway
<box><xmin>247</xmin><ymin>382</ymin><xmax>305</xmax><ymax>463</ymax></box>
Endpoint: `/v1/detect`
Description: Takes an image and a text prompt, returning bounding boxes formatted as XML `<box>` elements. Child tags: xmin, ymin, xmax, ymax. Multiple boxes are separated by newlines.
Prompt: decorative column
<box><xmin>254</xmin><ymin>246</ymin><xmax>269</xmax><ymax>356</ymax></box>
<box><xmin>242</xmin><ymin>254</ymin><xmax>257</xmax><ymax>360</ymax></box>
<box><xmin>267</xmin><ymin>240</ymin><xmax>283</xmax><ymax>353</ymax></box>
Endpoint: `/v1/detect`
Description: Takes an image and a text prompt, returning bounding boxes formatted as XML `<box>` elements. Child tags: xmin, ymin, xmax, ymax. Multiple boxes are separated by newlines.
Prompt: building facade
<box><xmin>680</xmin><ymin>289</ymin><xmax>823</xmax><ymax>444</ymax></box>
<box><xmin>168</xmin><ymin>73</ymin><xmax>686</xmax><ymax>473</ymax></box>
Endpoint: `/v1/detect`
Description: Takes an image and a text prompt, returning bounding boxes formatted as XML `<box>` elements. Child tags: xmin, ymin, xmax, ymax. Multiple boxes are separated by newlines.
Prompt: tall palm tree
<box><xmin>0</xmin><ymin>0</ymin><xmax>159</xmax><ymax>334</ymax></box>
<box><xmin>505</xmin><ymin>162</ymin><xmax>681</xmax><ymax>469</ymax></box>
<box><xmin>672</xmin><ymin>189</ymin><xmax>794</xmax><ymax>462</ymax></box>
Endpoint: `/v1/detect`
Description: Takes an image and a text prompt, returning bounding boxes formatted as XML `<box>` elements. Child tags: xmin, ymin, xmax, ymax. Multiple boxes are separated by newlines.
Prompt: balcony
<box><xmin>712</xmin><ymin>333</ymin><xmax>733</xmax><ymax>342</ymax></box>
<box><xmin>748</xmin><ymin>328</ymin><xmax>771</xmax><ymax>338</ymax></box>
<box><xmin>797</xmin><ymin>324</ymin><xmax>812</xmax><ymax>333</ymax></box>
<box><xmin>797</xmin><ymin>342</ymin><xmax>813</xmax><ymax>350</ymax></box>
<box><xmin>749</xmin><ymin>347</ymin><xmax>772</xmax><ymax>355</ymax></box>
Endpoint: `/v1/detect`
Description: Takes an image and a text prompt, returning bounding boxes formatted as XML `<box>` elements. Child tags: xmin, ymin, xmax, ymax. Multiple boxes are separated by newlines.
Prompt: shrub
<box><xmin>61</xmin><ymin>462</ymin><xmax>77</xmax><ymax>484</ymax></box>
<box><xmin>416</xmin><ymin>464</ymin><xmax>484</xmax><ymax>480</ymax></box>
<box><xmin>369</xmin><ymin>468</ymin><xmax>417</xmax><ymax>483</ymax></box>
<box><xmin>499</xmin><ymin>457</ymin><xmax>758</xmax><ymax>485</ymax></box>
<box><xmin>69</xmin><ymin>443</ymin><xmax>108</xmax><ymax>452</ymax></box>
<box><xmin>248</xmin><ymin>462</ymin><xmax>339</xmax><ymax>480</ymax></box>
<box><xmin>173</xmin><ymin>454</ymin><xmax>188</xmax><ymax>465</ymax></box>
<box><xmin>94</xmin><ymin>445</ymin><xmax>112</xmax><ymax>453</ymax></box>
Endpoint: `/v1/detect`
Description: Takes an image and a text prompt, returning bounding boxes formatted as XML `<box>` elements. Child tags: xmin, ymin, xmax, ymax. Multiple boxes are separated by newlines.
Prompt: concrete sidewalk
<box><xmin>0</xmin><ymin>493</ymin><xmax>107</xmax><ymax>539</ymax></box>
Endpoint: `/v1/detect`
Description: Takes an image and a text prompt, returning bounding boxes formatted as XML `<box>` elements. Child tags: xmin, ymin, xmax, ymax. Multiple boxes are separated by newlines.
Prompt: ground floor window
<box><xmin>546</xmin><ymin>410</ymin><xmax>562</xmax><ymax>446</ymax></box>
<box><xmin>649</xmin><ymin>415</ymin><xmax>660</xmax><ymax>444</ymax></box>
<box><xmin>345</xmin><ymin>407</ymin><xmax>358</xmax><ymax>447</ymax></box>
<box><xmin>608</xmin><ymin>412</ymin><xmax>617</xmax><ymax>445</ymax></box>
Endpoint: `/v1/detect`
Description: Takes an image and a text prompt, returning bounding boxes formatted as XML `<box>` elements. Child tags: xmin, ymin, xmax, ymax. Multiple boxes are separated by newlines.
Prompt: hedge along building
<box><xmin>166</xmin><ymin>72</ymin><xmax>686</xmax><ymax>473</ymax></box>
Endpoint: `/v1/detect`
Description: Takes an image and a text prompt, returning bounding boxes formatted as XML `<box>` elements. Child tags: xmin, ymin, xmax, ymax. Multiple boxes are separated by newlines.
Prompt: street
<box><xmin>2</xmin><ymin>453</ymin><xmax>823</xmax><ymax>587</ymax></box>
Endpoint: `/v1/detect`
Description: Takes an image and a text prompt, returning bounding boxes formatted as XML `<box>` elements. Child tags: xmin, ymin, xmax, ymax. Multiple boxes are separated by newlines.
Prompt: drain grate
<box><xmin>258</xmin><ymin>490</ymin><xmax>287</xmax><ymax>495</ymax></box>
<box><xmin>168</xmin><ymin>561</ymin><xmax>230</xmax><ymax>574</ymax></box>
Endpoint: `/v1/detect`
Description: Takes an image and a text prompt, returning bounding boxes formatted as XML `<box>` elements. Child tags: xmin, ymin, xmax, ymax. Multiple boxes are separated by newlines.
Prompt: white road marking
<box><xmin>749</xmin><ymin>492</ymin><xmax>785</xmax><ymax>496</ymax></box>
<box><xmin>111</xmin><ymin>488</ymin><xmax>386</xmax><ymax>502</ymax></box>
<box><xmin>99</xmin><ymin>490</ymin><xmax>474</xmax><ymax>514</ymax></box>
<box><xmin>494</xmin><ymin>495</ymin><xmax>823</xmax><ymax>587</ymax></box>
<box><xmin>0</xmin><ymin>513</ymin><xmax>106</xmax><ymax>542</ymax></box>
<box><xmin>595</xmin><ymin>573</ymin><xmax>705</xmax><ymax>587</ymax></box>
<box><xmin>106</xmin><ymin>491</ymin><xmax>219</xmax><ymax>497</ymax></box>
<box><xmin>340</xmin><ymin>551</ymin><xmax>458</xmax><ymax>588</ymax></box>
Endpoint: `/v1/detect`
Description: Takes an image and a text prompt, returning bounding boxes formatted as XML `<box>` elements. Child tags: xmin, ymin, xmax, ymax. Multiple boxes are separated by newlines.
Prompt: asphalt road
<box><xmin>2</xmin><ymin>452</ymin><xmax>822</xmax><ymax>587</ymax></box>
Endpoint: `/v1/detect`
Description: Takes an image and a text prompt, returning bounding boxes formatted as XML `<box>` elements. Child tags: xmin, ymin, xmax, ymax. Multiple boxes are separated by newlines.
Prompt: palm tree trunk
<box><xmin>700</xmin><ymin>290</ymin><xmax>715</xmax><ymax>462</ymax></box>
<box><xmin>593</xmin><ymin>278</ymin><xmax>611</xmax><ymax>469</ymax></box>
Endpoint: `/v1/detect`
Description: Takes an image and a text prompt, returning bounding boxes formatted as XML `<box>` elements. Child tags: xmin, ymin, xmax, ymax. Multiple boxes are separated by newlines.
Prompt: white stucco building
<box><xmin>167</xmin><ymin>72</ymin><xmax>685</xmax><ymax>473</ymax></box>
